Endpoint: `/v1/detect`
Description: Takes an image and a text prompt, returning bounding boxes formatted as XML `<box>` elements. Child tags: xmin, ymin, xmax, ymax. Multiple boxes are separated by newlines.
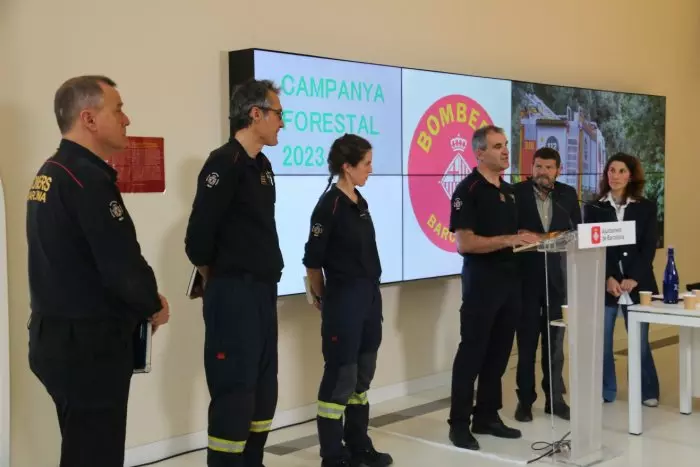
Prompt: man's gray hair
<box><xmin>471</xmin><ymin>125</ymin><xmax>505</xmax><ymax>153</ymax></box>
<box><xmin>54</xmin><ymin>75</ymin><xmax>116</xmax><ymax>134</ymax></box>
<box><xmin>229</xmin><ymin>79</ymin><xmax>280</xmax><ymax>133</ymax></box>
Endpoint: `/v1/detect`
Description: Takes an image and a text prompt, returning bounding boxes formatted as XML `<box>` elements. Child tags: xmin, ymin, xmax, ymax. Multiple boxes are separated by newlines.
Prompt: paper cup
<box><xmin>639</xmin><ymin>291</ymin><xmax>652</xmax><ymax>306</ymax></box>
<box><xmin>683</xmin><ymin>294</ymin><xmax>697</xmax><ymax>311</ymax></box>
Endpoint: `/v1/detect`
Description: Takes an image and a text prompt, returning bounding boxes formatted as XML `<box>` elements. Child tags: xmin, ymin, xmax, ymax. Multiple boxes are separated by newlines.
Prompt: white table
<box><xmin>627</xmin><ymin>300</ymin><xmax>700</xmax><ymax>435</ymax></box>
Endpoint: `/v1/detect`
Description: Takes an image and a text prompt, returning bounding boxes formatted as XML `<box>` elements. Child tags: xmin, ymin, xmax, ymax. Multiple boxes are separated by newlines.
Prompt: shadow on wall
<box><xmin>277</xmin><ymin>294</ymin><xmax>324</xmax><ymax>411</ymax></box>
<box><xmin>395</xmin><ymin>275</ymin><xmax>459</xmax><ymax>384</ymax></box>
<box><xmin>153</xmin><ymin>156</ymin><xmax>208</xmax><ymax>440</ymax></box>
<box><xmin>0</xmin><ymin>103</ymin><xmax>65</xmax><ymax>465</ymax></box>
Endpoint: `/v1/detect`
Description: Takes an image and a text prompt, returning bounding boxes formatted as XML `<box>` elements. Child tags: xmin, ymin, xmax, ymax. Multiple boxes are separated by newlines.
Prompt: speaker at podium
<box><xmin>516</xmin><ymin>221</ymin><xmax>636</xmax><ymax>466</ymax></box>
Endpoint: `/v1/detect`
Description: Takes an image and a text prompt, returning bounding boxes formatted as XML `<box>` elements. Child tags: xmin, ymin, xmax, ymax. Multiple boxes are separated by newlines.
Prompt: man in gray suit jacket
<box><xmin>512</xmin><ymin>147</ymin><xmax>581</xmax><ymax>422</ymax></box>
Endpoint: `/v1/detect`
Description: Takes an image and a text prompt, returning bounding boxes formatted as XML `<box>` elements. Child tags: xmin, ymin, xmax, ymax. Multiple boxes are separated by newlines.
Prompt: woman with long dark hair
<box><xmin>302</xmin><ymin>134</ymin><xmax>392</xmax><ymax>467</ymax></box>
<box><xmin>584</xmin><ymin>152</ymin><xmax>660</xmax><ymax>405</ymax></box>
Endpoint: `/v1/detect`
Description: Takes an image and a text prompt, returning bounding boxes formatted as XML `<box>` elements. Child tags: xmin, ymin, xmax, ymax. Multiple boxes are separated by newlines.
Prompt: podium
<box><xmin>521</xmin><ymin>221</ymin><xmax>636</xmax><ymax>466</ymax></box>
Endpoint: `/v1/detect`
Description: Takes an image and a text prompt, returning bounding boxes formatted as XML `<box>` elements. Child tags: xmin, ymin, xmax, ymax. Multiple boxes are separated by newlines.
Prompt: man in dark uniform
<box><xmin>185</xmin><ymin>78</ymin><xmax>285</xmax><ymax>467</ymax></box>
<box><xmin>27</xmin><ymin>75</ymin><xmax>170</xmax><ymax>467</ymax></box>
<box><xmin>447</xmin><ymin>125</ymin><xmax>539</xmax><ymax>451</ymax></box>
<box><xmin>513</xmin><ymin>147</ymin><xmax>581</xmax><ymax>422</ymax></box>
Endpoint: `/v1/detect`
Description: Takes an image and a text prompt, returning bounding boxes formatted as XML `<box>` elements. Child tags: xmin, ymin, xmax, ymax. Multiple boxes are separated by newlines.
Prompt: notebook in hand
<box><xmin>186</xmin><ymin>266</ymin><xmax>204</xmax><ymax>299</ymax></box>
<box><xmin>133</xmin><ymin>320</ymin><xmax>152</xmax><ymax>374</ymax></box>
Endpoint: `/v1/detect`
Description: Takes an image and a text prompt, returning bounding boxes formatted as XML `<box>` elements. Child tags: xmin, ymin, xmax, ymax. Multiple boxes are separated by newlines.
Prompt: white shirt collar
<box><xmin>600</xmin><ymin>192</ymin><xmax>636</xmax><ymax>206</ymax></box>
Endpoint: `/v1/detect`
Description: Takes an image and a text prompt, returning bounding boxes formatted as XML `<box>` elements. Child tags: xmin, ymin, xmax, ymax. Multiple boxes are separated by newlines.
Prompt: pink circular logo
<box><xmin>407</xmin><ymin>94</ymin><xmax>494</xmax><ymax>252</ymax></box>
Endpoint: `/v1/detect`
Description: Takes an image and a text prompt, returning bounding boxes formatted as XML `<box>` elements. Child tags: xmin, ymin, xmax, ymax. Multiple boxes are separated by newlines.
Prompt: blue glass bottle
<box><xmin>663</xmin><ymin>247</ymin><xmax>679</xmax><ymax>304</ymax></box>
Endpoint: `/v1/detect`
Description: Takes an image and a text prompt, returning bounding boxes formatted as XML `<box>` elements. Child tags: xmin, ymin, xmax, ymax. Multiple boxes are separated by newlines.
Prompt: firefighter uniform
<box><xmin>302</xmin><ymin>185</ymin><xmax>392</xmax><ymax>467</ymax></box>
<box><xmin>185</xmin><ymin>138</ymin><xmax>283</xmax><ymax>467</ymax></box>
<box><xmin>447</xmin><ymin>169</ymin><xmax>523</xmax><ymax>444</ymax></box>
<box><xmin>26</xmin><ymin>139</ymin><xmax>162</xmax><ymax>467</ymax></box>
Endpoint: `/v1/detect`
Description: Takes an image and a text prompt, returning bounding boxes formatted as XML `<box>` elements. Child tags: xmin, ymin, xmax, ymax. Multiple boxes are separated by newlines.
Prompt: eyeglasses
<box><xmin>258</xmin><ymin>106</ymin><xmax>283</xmax><ymax>119</ymax></box>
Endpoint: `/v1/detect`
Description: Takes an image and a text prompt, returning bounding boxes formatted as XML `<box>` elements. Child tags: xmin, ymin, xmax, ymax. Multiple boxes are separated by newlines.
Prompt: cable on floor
<box><xmin>132</xmin><ymin>417</ymin><xmax>316</xmax><ymax>467</ymax></box>
<box><xmin>527</xmin><ymin>430</ymin><xmax>571</xmax><ymax>464</ymax></box>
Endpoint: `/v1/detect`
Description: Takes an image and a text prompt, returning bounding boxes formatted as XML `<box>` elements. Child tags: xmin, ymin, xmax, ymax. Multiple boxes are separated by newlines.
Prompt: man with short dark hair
<box><xmin>185</xmin><ymin>78</ymin><xmax>285</xmax><ymax>467</ymax></box>
<box><xmin>27</xmin><ymin>75</ymin><xmax>170</xmax><ymax>467</ymax></box>
<box><xmin>447</xmin><ymin>125</ymin><xmax>539</xmax><ymax>451</ymax></box>
<box><xmin>512</xmin><ymin>147</ymin><xmax>581</xmax><ymax>422</ymax></box>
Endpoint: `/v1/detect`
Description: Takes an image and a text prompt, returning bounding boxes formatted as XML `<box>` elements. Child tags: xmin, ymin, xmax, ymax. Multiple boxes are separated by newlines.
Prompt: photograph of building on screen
<box><xmin>510</xmin><ymin>81</ymin><xmax>666</xmax><ymax>246</ymax></box>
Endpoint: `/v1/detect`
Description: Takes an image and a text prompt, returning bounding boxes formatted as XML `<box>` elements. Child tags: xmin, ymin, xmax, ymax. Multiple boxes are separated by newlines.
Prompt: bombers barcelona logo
<box><xmin>407</xmin><ymin>94</ymin><xmax>494</xmax><ymax>252</ymax></box>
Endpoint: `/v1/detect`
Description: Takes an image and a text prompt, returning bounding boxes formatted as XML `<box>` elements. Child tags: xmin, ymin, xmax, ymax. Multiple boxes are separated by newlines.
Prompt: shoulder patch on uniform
<box><xmin>109</xmin><ymin>200</ymin><xmax>125</xmax><ymax>221</ymax></box>
<box><xmin>205</xmin><ymin>172</ymin><xmax>219</xmax><ymax>188</ymax></box>
<box><xmin>453</xmin><ymin>197</ymin><xmax>463</xmax><ymax>210</ymax></box>
<box><xmin>311</xmin><ymin>223</ymin><xmax>324</xmax><ymax>237</ymax></box>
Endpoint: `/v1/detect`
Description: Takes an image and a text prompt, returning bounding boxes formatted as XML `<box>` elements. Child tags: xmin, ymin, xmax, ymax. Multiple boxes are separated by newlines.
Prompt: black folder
<box><xmin>186</xmin><ymin>266</ymin><xmax>205</xmax><ymax>299</ymax></box>
<box><xmin>132</xmin><ymin>320</ymin><xmax>152</xmax><ymax>374</ymax></box>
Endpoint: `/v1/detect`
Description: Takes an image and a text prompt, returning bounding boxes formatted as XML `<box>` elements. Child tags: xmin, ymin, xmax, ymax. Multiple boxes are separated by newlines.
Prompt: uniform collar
<box><xmin>58</xmin><ymin>138</ymin><xmax>118</xmax><ymax>182</ymax></box>
<box><xmin>228</xmin><ymin>137</ymin><xmax>267</xmax><ymax>169</ymax></box>
<box><xmin>331</xmin><ymin>184</ymin><xmax>367</xmax><ymax>210</ymax></box>
<box><xmin>473</xmin><ymin>166</ymin><xmax>507</xmax><ymax>190</ymax></box>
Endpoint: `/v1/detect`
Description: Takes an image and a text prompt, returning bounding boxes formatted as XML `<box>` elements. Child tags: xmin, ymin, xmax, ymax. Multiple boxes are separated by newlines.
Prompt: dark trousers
<box><xmin>515</xmin><ymin>292</ymin><xmax>566</xmax><ymax>406</ymax></box>
<box><xmin>28</xmin><ymin>315</ymin><xmax>134</xmax><ymax>467</ymax></box>
<box><xmin>203</xmin><ymin>275</ymin><xmax>278</xmax><ymax>467</ymax></box>
<box><xmin>449</xmin><ymin>266</ymin><xmax>521</xmax><ymax>425</ymax></box>
<box><xmin>317</xmin><ymin>279</ymin><xmax>382</xmax><ymax>462</ymax></box>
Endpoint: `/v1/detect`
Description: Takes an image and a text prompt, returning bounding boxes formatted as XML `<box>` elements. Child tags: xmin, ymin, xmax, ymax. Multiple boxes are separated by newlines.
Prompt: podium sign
<box><xmin>533</xmin><ymin>221</ymin><xmax>635</xmax><ymax>466</ymax></box>
<box><xmin>577</xmin><ymin>221</ymin><xmax>636</xmax><ymax>250</ymax></box>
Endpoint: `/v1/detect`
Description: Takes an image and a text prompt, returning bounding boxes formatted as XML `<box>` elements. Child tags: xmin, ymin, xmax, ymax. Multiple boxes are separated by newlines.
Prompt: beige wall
<box><xmin>1</xmin><ymin>0</ymin><xmax>699</xmax><ymax>465</ymax></box>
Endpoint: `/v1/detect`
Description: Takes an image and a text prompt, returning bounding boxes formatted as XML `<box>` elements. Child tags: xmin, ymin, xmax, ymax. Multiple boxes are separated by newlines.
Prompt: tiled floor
<box><xmin>155</xmin><ymin>326</ymin><xmax>700</xmax><ymax>466</ymax></box>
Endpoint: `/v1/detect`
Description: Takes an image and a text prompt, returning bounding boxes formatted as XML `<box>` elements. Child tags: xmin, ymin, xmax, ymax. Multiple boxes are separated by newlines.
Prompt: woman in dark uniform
<box><xmin>584</xmin><ymin>152</ymin><xmax>660</xmax><ymax>405</ymax></box>
<box><xmin>303</xmin><ymin>134</ymin><xmax>393</xmax><ymax>467</ymax></box>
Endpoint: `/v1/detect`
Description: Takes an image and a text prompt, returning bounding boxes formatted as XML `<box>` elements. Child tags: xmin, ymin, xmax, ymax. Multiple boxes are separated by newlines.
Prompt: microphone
<box><xmin>531</xmin><ymin>177</ymin><xmax>575</xmax><ymax>231</ymax></box>
<box><xmin>529</xmin><ymin>176</ymin><xmax>606</xmax><ymax>226</ymax></box>
<box><xmin>554</xmin><ymin>198</ymin><xmax>575</xmax><ymax>231</ymax></box>
<box><xmin>576</xmin><ymin>197</ymin><xmax>608</xmax><ymax>223</ymax></box>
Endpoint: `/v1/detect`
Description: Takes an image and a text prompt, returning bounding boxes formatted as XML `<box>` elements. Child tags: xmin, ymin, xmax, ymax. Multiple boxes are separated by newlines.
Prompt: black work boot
<box><xmin>350</xmin><ymin>446</ymin><xmax>392</xmax><ymax>467</ymax></box>
<box><xmin>449</xmin><ymin>423</ymin><xmax>479</xmax><ymax>450</ymax></box>
<box><xmin>545</xmin><ymin>400</ymin><xmax>571</xmax><ymax>421</ymax></box>
<box><xmin>322</xmin><ymin>458</ymin><xmax>353</xmax><ymax>467</ymax></box>
<box><xmin>471</xmin><ymin>414</ymin><xmax>522</xmax><ymax>439</ymax></box>
<box><xmin>514</xmin><ymin>402</ymin><xmax>533</xmax><ymax>422</ymax></box>
<box><xmin>208</xmin><ymin>450</ymin><xmax>246</xmax><ymax>467</ymax></box>
<box><xmin>243</xmin><ymin>431</ymin><xmax>269</xmax><ymax>466</ymax></box>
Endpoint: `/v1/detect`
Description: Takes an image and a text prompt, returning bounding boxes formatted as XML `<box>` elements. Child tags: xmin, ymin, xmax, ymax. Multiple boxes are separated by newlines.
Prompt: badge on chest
<box><xmin>260</xmin><ymin>170</ymin><xmax>274</xmax><ymax>186</ymax></box>
<box><xmin>499</xmin><ymin>192</ymin><xmax>515</xmax><ymax>203</ymax></box>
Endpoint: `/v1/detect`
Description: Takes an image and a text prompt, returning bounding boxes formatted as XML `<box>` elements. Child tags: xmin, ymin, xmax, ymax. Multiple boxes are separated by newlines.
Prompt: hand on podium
<box><xmin>511</xmin><ymin>230</ymin><xmax>541</xmax><ymax>248</ymax></box>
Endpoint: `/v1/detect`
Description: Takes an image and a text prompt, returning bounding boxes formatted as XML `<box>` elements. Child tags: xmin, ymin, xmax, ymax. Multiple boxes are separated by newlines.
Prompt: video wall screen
<box><xmin>228</xmin><ymin>49</ymin><xmax>666</xmax><ymax>296</ymax></box>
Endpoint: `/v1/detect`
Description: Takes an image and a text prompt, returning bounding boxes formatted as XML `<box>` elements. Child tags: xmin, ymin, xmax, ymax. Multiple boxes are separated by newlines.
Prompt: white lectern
<box><xmin>529</xmin><ymin>220</ymin><xmax>636</xmax><ymax>466</ymax></box>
